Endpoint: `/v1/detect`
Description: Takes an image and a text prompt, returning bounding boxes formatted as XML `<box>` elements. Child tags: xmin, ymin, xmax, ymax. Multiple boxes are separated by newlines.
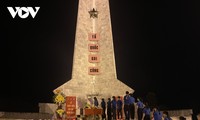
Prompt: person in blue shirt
<box><xmin>94</xmin><ymin>97</ymin><xmax>99</xmax><ymax>107</ymax></box>
<box><xmin>136</xmin><ymin>97</ymin><xmax>144</xmax><ymax>120</ymax></box>
<box><xmin>101</xmin><ymin>98</ymin><xmax>106</xmax><ymax>120</ymax></box>
<box><xmin>117</xmin><ymin>96</ymin><xmax>123</xmax><ymax>119</ymax></box>
<box><xmin>124</xmin><ymin>91</ymin><xmax>131</xmax><ymax>120</ymax></box>
<box><xmin>93</xmin><ymin>97</ymin><xmax>99</xmax><ymax>119</ymax></box>
<box><xmin>129</xmin><ymin>93</ymin><xmax>135</xmax><ymax>120</ymax></box>
<box><xmin>111</xmin><ymin>96</ymin><xmax>117</xmax><ymax>120</ymax></box>
<box><xmin>163</xmin><ymin>111</ymin><xmax>172</xmax><ymax>120</ymax></box>
<box><xmin>142</xmin><ymin>102</ymin><xmax>151</xmax><ymax>120</ymax></box>
<box><xmin>153</xmin><ymin>107</ymin><xmax>162</xmax><ymax>120</ymax></box>
<box><xmin>107</xmin><ymin>98</ymin><xmax>112</xmax><ymax>120</ymax></box>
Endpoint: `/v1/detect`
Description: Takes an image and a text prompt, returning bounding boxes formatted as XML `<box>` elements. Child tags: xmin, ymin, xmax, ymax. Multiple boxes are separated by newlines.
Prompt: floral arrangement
<box><xmin>53</xmin><ymin>91</ymin><xmax>66</xmax><ymax>104</ymax></box>
<box><xmin>53</xmin><ymin>90</ymin><xmax>66</xmax><ymax>118</ymax></box>
<box><xmin>56</xmin><ymin>108</ymin><xmax>65</xmax><ymax>118</ymax></box>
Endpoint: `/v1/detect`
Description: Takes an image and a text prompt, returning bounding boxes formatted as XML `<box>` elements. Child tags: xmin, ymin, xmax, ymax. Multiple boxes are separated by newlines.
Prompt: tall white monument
<box><xmin>54</xmin><ymin>0</ymin><xmax>134</xmax><ymax>98</ymax></box>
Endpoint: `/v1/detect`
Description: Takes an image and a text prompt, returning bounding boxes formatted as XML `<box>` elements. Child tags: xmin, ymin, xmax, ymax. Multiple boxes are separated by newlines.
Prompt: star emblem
<box><xmin>88</xmin><ymin>8</ymin><xmax>98</xmax><ymax>18</ymax></box>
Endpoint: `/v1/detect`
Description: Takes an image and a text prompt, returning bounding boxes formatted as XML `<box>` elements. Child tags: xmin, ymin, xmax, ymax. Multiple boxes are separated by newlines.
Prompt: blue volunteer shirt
<box><xmin>137</xmin><ymin>101</ymin><xmax>144</xmax><ymax>108</ymax></box>
<box><xmin>94</xmin><ymin>100</ymin><xmax>99</xmax><ymax>107</ymax></box>
<box><xmin>101</xmin><ymin>101</ymin><xmax>106</xmax><ymax>108</ymax></box>
<box><xmin>153</xmin><ymin>111</ymin><xmax>162</xmax><ymax>120</ymax></box>
<box><xmin>117</xmin><ymin>100</ymin><xmax>123</xmax><ymax>109</ymax></box>
<box><xmin>107</xmin><ymin>101</ymin><xmax>111</xmax><ymax>110</ymax></box>
<box><xmin>124</xmin><ymin>95</ymin><xmax>130</xmax><ymax>105</ymax></box>
<box><xmin>143</xmin><ymin>107</ymin><xmax>151</xmax><ymax>115</ymax></box>
<box><xmin>111</xmin><ymin>100</ymin><xmax>117</xmax><ymax>109</ymax></box>
<box><xmin>130</xmin><ymin>96</ymin><xmax>135</xmax><ymax>104</ymax></box>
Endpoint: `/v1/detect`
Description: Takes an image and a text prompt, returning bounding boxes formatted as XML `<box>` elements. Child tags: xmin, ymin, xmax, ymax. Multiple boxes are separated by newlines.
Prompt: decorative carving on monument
<box><xmin>88</xmin><ymin>8</ymin><xmax>99</xmax><ymax>18</ymax></box>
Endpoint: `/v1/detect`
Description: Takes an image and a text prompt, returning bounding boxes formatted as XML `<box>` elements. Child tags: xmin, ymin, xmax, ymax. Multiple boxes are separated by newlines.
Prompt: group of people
<box><xmin>93</xmin><ymin>91</ymin><xmax>173</xmax><ymax>120</ymax></box>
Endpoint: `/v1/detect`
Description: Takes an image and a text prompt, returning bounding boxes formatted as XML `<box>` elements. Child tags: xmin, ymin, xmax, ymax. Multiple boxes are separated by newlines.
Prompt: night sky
<box><xmin>1</xmin><ymin>0</ymin><xmax>200</xmax><ymax>115</ymax></box>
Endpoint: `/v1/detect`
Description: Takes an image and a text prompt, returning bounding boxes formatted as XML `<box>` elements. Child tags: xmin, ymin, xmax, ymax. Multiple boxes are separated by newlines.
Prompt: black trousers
<box><xmin>102</xmin><ymin>108</ymin><xmax>106</xmax><ymax>119</ymax></box>
<box><xmin>107</xmin><ymin>109</ymin><xmax>111</xmax><ymax>120</ymax></box>
<box><xmin>112</xmin><ymin>109</ymin><xmax>116</xmax><ymax>119</ymax></box>
<box><xmin>124</xmin><ymin>104</ymin><xmax>130</xmax><ymax>120</ymax></box>
<box><xmin>117</xmin><ymin>108</ymin><xmax>123</xmax><ymax>119</ymax></box>
<box><xmin>130</xmin><ymin>104</ymin><xmax>135</xmax><ymax>119</ymax></box>
<box><xmin>144</xmin><ymin>115</ymin><xmax>151</xmax><ymax>120</ymax></box>
<box><xmin>137</xmin><ymin>108</ymin><xmax>143</xmax><ymax>120</ymax></box>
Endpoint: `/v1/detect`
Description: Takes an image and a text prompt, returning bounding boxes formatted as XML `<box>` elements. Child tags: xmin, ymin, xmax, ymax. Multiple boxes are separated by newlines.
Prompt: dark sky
<box><xmin>1</xmin><ymin>0</ymin><xmax>200</xmax><ymax>114</ymax></box>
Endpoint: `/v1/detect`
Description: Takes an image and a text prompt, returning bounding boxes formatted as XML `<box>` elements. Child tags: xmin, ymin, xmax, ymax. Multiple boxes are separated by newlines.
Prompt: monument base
<box><xmin>54</xmin><ymin>78</ymin><xmax>134</xmax><ymax>99</ymax></box>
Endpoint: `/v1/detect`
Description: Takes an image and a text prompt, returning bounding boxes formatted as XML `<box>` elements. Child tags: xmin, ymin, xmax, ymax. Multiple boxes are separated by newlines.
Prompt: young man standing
<box><xmin>117</xmin><ymin>96</ymin><xmax>123</xmax><ymax>119</ymax></box>
<box><xmin>124</xmin><ymin>91</ymin><xmax>131</xmax><ymax>120</ymax></box>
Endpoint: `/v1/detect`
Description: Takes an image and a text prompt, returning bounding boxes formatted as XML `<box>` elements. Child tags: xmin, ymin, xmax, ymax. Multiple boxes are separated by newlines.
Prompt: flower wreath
<box><xmin>56</xmin><ymin>108</ymin><xmax>65</xmax><ymax>118</ymax></box>
<box><xmin>53</xmin><ymin>91</ymin><xmax>66</xmax><ymax>104</ymax></box>
<box><xmin>53</xmin><ymin>90</ymin><xmax>66</xmax><ymax>118</ymax></box>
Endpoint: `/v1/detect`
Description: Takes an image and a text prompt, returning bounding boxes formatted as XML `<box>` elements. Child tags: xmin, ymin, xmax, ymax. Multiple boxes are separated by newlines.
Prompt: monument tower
<box><xmin>54</xmin><ymin>0</ymin><xmax>134</xmax><ymax>98</ymax></box>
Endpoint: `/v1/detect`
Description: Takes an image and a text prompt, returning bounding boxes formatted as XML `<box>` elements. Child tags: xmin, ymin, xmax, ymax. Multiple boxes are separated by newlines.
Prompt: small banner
<box><xmin>88</xmin><ymin>67</ymin><xmax>100</xmax><ymax>75</ymax></box>
<box><xmin>88</xmin><ymin>44</ymin><xmax>99</xmax><ymax>52</ymax></box>
<box><xmin>88</xmin><ymin>54</ymin><xmax>100</xmax><ymax>63</ymax></box>
<box><xmin>66</xmin><ymin>96</ymin><xmax>76</xmax><ymax>120</ymax></box>
<box><xmin>88</xmin><ymin>33</ymin><xmax>100</xmax><ymax>41</ymax></box>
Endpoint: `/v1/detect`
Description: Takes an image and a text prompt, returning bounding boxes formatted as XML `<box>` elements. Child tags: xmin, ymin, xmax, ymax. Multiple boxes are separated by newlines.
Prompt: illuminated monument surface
<box><xmin>54</xmin><ymin>0</ymin><xmax>134</xmax><ymax>98</ymax></box>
